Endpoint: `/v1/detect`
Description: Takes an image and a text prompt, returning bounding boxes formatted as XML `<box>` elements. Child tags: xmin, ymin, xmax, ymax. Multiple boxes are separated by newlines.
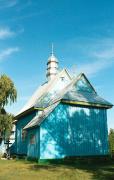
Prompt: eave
<box><xmin>61</xmin><ymin>100</ymin><xmax>113</xmax><ymax>109</ymax></box>
<box><xmin>14</xmin><ymin>106</ymin><xmax>44</xmax><ymax>120</ymax></box>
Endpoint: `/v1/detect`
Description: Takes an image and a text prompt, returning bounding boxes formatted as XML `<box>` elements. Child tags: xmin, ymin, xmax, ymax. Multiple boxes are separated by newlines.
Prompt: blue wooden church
<box><xmin>14</xmin><ymin>48</ymin><xmax>113</xmax><ymax>160</ymax></box>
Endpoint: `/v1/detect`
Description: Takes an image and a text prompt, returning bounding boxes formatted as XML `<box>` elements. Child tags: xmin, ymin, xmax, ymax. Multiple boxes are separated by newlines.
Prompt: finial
<box><xmin>51</xmin><ymin>43</ymin><xmax>54</xmax><ymax>55</ymax></box>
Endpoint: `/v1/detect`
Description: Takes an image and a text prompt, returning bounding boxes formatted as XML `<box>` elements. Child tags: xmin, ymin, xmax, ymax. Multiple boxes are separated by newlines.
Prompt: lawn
<box><xmin>0</xmin><ymin>159</ymin><xmax>114</xmax><ymax>180</ymax></box>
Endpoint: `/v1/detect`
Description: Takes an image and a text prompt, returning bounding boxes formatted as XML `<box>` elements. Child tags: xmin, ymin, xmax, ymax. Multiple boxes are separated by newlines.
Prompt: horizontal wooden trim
<box><xmin>61</xmin><ymin>100</ymin><xmax>112</xmax><ymax>109</ymax></box>
<box><xmin>34</xmin><ymin>107</ymin><xmax>44</xmax><ymax>111</ymax></box>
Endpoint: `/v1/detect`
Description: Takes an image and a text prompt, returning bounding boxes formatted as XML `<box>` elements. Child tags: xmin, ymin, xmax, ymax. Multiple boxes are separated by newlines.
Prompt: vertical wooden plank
<box><xmin>40</xmin><ymin>103</ymin><xmax>109</xmax><ymax>159</ymax></box>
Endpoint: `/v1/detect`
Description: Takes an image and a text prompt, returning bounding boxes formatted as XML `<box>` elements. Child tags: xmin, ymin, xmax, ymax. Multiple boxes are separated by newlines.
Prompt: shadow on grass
<box><xmin>24</xmin><ymin>159</ymin><xmax>114</xmax><ymax>180</ymax></box>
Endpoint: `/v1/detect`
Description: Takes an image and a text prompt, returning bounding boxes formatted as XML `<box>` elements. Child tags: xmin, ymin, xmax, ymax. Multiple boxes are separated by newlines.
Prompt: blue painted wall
<box><xmin>27</xmin><ymin>127</ymin><xmax>40</xmax><ymax>159</ymax></box>
<box><xmin>15</xmin><ymin>111</ymin><xmax>36</xmax><ymax>155</ymax></box>
<box><xmin>40</xmin><ymin>103</ymin><xmax>108</xmax><ymax>159</ymax></box>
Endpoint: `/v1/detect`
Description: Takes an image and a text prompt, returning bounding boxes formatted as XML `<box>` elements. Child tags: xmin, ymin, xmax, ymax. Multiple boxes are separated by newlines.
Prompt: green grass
<box><xmin>0</xmin><ymin>159</ymin><xmax>114</xmax><ymax>180</ymax></box>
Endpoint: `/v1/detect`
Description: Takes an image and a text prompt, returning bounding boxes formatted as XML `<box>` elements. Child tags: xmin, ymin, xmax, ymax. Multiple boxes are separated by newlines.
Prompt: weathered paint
<box><xmin>27</xmin><ymin>127</ymin><xmax>40</xmax><ymax>159</ymax></box>
<box><xmin>40</xmin><ymin>103</ymin><xmax>108</xmax><ymax>159</ymax></box>
<box><xmin>75</xmin><ymin>74</ymin><xmax>96</xmax><ymax>93</ymax></box>
<box><xmin>15</xmin><ymin>111</ymin><xmax>36</xmax><ymax>155</ymax></box>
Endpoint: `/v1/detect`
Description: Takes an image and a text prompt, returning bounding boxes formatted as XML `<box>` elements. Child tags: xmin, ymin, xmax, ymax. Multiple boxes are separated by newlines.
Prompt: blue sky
<box><xmin>0</xmin><ymin>0</ymin><xmax>114</xmax><ymax>130</ymax></box>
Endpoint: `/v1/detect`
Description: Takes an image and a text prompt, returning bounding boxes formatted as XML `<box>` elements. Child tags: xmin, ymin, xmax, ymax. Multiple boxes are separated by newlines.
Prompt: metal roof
<box><xmin>23</xmin><ymin>102</ymin><xmax>59</xmax><ymax>130</ymax></box>
<box><xmin>60</xmin><ymin>73</ymin><xmax>113</xmax><ymax>107</ymax></box>
<box><xmin>16</xmin><ymin>69</ymin><xmax>71</xmax><ymax>117</ymax></box>
<box><xmin>62</xmin><ymin>90</ymin><xmax>112</xmax><ymax>107</ymax></box>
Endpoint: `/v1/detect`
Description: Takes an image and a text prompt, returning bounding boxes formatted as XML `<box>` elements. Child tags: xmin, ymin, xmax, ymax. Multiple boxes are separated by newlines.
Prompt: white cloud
<box><xmin>0</xmin><ymin>0</ymin><xmax>18</xmax><ymax>9</ymax></box>
<box><xmin>76</xmin><ymin>59</ymin><xmax>113</xmax><ymax>77</ymax></box>
<box><xmin>0</xmin><ymin>47</ymin><xmax>20</xmax><ymax>62</ymax></box>
<box><xmin>67</xmin><ymin>37</ymin><xmax>114</xmax><ymax>77</ymax></box>
<box><xmin>0</xmin><ymin>27</ymin><xmax>15</xmax><ymax>39</ymax></box>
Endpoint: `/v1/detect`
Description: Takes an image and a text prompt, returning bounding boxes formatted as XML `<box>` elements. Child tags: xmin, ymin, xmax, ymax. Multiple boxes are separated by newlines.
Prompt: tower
<box><xmin>46</xmin><ymin>44</ymin><xmax>59</xmax><ymax>81</ymax></box>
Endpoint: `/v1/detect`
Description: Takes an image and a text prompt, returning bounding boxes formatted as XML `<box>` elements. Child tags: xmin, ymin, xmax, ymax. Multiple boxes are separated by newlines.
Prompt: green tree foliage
<box><xmin>109</xmin><ymin>129</ymin><xmax>114</xmax><ymax>155</ymax></box>
<box><xmin>0</xmin><ymin>74</ymin><xmax>17</xmax><ymax>142</ymax></box>
<box><xmin>0</xmin><ymin>74</ymin><xmax>17</xmax><ymax>108</ymax></box>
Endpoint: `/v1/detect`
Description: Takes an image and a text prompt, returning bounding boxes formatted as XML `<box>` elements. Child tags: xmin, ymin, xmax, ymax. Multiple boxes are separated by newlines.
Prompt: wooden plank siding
<box><xmin>40</xmin><ymin>103</ymin><xmax>108</xmax><ymax>159</ymax></box>
<box><xmin>15</xmin><ymin>111</ymin><xmax>37</xmax><ymax>155</ymax></box>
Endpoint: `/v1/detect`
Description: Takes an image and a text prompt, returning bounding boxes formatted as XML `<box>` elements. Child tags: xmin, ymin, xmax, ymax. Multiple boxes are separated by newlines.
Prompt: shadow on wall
<box><xmin>40</xmin><ymin>104</ymin><xmax>108</xmax><ymax>158</ymax></box>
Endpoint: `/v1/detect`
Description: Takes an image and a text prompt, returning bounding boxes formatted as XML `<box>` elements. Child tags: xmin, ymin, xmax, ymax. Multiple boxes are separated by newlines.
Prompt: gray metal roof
<box><xmin>16</xmin><ymin>69</ymin><xmax>71</xmax><ymax>117</ymax></box>
<box><xmin>24</xmin><ymin>102</ymin><xmax>59</xmax><ymax>130</ymax></box>
<box><xmin>62</xmin><ymin>90</ymin><xmax>112</xmax><ymax>107</ymax></box>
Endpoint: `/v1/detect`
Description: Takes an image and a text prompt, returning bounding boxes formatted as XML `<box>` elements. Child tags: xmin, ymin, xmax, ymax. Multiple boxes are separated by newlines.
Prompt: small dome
<box><xmin>46</xmin><ymin>44</ymin><xmax>59</xmax><ymax>81</ymax></box>
<box><xmin>48</xmin><ymin>54</ymin><xmax>58</xmax><ymax>63</ymax></box>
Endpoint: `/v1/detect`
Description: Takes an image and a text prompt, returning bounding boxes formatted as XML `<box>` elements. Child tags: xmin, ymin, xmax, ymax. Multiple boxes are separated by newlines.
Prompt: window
<box><xmin>60</xmin><ymin>77</ymin><xmax>65</xmax><ymax>81</ymax></box>
<box><xmin>22</xmin><ymin>130</ymin><xmax>27</xmax><ymax>141</ymax></box>
<box><xmin>30</xmin><ymin>134</ymin><xmax>35</xmax><ymax>144</ymax></box>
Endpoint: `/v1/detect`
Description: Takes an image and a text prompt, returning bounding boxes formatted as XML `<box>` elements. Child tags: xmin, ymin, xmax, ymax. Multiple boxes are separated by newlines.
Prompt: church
<box><xmin>14</xmin><ymin>47</ymin><xmax>113</xmax><ymax>160</ymax></box>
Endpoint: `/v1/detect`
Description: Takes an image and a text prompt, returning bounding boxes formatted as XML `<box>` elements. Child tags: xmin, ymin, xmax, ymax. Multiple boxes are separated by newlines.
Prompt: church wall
<box><xmin>15</xmin><ymin>111</ymin><xmax>36</xmax><ymax>155</ymax></box>
<box><xmin>40</xmin><ymin>103</ymin><xmax>108</xmax><ymax>159</ymax></box>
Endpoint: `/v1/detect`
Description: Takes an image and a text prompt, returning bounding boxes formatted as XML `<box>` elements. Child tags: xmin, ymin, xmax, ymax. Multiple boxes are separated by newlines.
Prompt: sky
<box><xmin>0</xmin><ymin>0</ymin><xmax>114</xmax><ymax>130</ymax></box>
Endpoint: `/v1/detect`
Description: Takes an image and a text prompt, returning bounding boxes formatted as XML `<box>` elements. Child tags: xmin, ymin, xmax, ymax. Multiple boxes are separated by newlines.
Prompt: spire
<box><xmin>46</xmin><ymin>44</ymin><xmax>59</xmax><ymax>81</ymax></box>
<box><xmin>51</xmin><ymin>43</ymin><xmax>54</xmax><ymax>55</ymax></box>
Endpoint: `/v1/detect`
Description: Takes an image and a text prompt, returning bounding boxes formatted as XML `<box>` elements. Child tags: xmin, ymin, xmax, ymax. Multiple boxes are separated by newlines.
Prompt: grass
<box><xmin>0</xmin><ymin>159</ymin><xmax>114</xmax><ymax>180</ymax></box>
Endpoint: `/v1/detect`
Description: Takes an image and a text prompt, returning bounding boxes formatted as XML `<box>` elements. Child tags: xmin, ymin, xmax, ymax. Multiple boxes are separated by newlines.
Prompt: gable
<box><xmin>74</xmin><ymin>74</ymin><xmax>96</xmax><ymax>94</ymax></box>
<box><xmin>62</xmin><ymin>73</ymin><xmax>113</xmax><ymax>108</ymax></box>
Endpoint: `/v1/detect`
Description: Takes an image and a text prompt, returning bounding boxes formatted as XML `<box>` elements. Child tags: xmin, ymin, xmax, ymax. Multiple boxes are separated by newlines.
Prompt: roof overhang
<box><xmin>14</xmin><ymin>106</ymin><xmax>44</xmax><ymax>120</ymax></box>
<box><xmin>61</xmin><ymin>100</ymin><xmax>113</xmax><ymax>109</ymax></box>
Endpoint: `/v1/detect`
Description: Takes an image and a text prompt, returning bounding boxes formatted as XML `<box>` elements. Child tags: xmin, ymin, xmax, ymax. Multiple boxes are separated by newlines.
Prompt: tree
<box><xmin>0</xmin><ymin>74</ymin><xmax>17</xmax><ymax>108</ymax></box>
<box><xmin>0</xmin><ymin>74</ymin><xmax>17</xmax><ymax>142</ymax></box>
<box><xmin>109</xmin><ymin>128</ymin><xmax>114</xmax><ymax>157</ymax></box>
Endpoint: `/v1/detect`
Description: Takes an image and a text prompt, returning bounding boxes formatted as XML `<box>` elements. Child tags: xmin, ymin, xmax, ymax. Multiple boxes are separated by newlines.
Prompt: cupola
<box><xmin>46</xmin><ymin>44</ymin><xmax>59</xmax><ymax>81</ymax></box>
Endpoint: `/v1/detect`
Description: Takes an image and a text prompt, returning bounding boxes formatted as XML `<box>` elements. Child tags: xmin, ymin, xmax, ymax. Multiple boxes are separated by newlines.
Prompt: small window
<box><xmin>60</xmin><ymin>77</ymin><xmax>65</xmax><ymax>81</ymax></box>
<box><xmin>22</xmin><ymin>130</ymin><xmax>27</xmax><ymax>141</ymax></box>
<box><xmin>30</xmin><ymin>134</ymin><xmax>35</xmax><ymax>144</ymax></box>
